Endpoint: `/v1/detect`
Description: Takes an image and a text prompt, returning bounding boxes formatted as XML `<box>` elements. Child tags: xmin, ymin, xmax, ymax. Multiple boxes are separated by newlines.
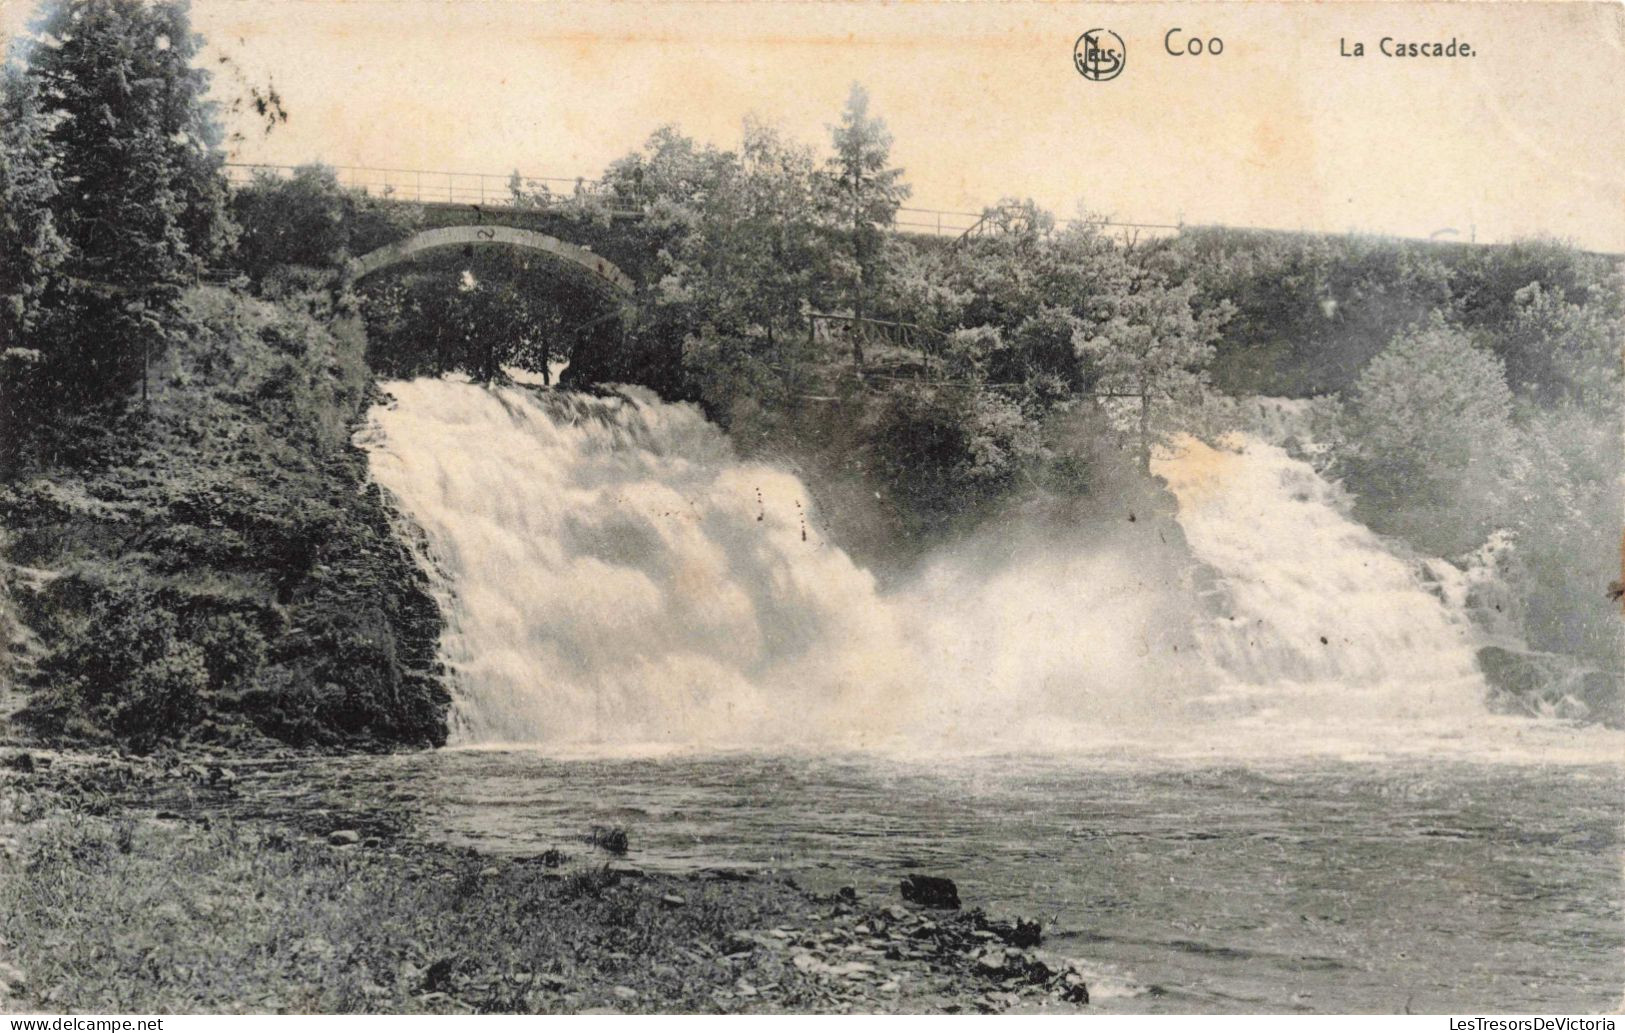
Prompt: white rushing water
<box><xmin>361</xmin><ymin>379</ymin><xmax>917</xmax><ymax>748</ymax></box>
<box><xmin>1151</xmin><ymin>434</ymin><xmax>1484</xmax><ymax>722</ymax></box>
<box><xmin>360</xmin><ymin>377</ymin><xmax>1609</xmax><ymax>759</ymax></box>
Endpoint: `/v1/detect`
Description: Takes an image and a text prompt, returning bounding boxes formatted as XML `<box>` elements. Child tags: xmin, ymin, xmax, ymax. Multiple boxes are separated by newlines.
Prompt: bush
<box><xmin>1501</xmin><ymin>407</ymin><xmax>1624</xmax><ymax>672</ymax></box>
<box><xmin>194</xmin><ymin>612</ymin><xmax>268</xmax><ymax>693</ymax></box>
<box><xmin>867</xmin><ymin>385</ymin><xmax>1048</xmax><ymax>539</ymax></box>
<box><xmin>230</xmin><ymin>165</ymin><xmax>420</xmax><ymax>283</ymax></box>
<box><xmin>23</xmin><ymin>577</ymin><xmax>207</xmax><ymax>749</ymax></box>
<box><xmin>1336</xmin><ymin>313</ymin><xmax>1515</xmax><ymax>555</ymax></box>
<box><xmin>112</xmin><ymin>643</ymin><xmax>208</xmax><ymax>750</ymax></box>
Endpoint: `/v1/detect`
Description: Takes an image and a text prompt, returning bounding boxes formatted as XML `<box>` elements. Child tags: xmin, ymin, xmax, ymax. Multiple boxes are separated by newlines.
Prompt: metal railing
<box><xmin>223</xmin><ymin>161</ymin><xmax>1182</xmax><ymax>241</ymax></box>
<box><xmin>222</xmin><ymin>162</ymin><xmax>1541</xmax><ymax>251</ymax></box>
<box><xmin>223</xmin><ymin>162</ymin><xmax>641</xmax><ymax>215</ymax></box>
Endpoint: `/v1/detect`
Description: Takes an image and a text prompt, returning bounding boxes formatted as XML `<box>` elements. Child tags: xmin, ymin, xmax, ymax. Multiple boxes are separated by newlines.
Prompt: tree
<box><xmin>29</xmin><ymin>0</ymin><xmax>233</xmax><ymax>282</ymax></box>
<box><xmin>736</xmin><ymin>118</ymin><xmax>828</xmax><ymax>353</ymax></box>
<box><xmin>358</xmin><ymin>250</ymin><xmax>605</xmax><ymax>384</ymax></box>
<box><xmin>1077</xmin><ymin>276</ymin><xmax>1230</xmax><ymax>472</ymax></box>
<box><xmin>584</xmin><ymin>122</ymin><xmax>835</xmax><ymax>412</ymax></box>
<box><xmin>0</xmin><ymin>62</ymin><xmax>68</xmax><ymax>349</ymax></box>
<box><xmin>1492</xmin><ymin>280</ymin><xmax>1623</xmax><ymax>408</ymax></box>
<box><xmin>231</xmin><ymin>165</ymin><xmax>351</xmax><ymax>280</ymax></box>
<box><xmin>20</xmin><ymin>0</ymin><xmax>235</xmax><ymax>399</ymax></box>
<box><xmin>1153</xmin><ymin>229</ymin><xmax>1455</xmax><ymax>396</ymax></box>
<box><xmin>1337</xmin><ymin>313</ymin><xmax>1515</xmax><ymax>553</ymax></box>
<box><xmin>923</xmin><ymin>209</ymin><xmax>1142</xmax><ymax>401</ymax></box>
<box><xmin>230</xmin><ymin>163</ymin><xmax>421</xmax><ymax>282</ymax></box>
<box><xmin>822</xmin><ymin>84</ymin><xmax>910</xmax><ymax>372</ymax></box>
<box><xmin>1501</xmin><ymin>405</ymin><xmax>1623</xmax><ymax>671</ymax></box>
<box><xmin>0</xmin><ymin>62</ymin><xmax>71</xmax><ymax>473</ymax></box>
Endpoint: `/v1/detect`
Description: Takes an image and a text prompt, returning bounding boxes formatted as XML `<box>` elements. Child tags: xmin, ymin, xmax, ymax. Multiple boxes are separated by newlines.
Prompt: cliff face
<box><xmin>1</xmin><ymin>285</ymin><xmax>448</xmax><ymax>751</ymax></box>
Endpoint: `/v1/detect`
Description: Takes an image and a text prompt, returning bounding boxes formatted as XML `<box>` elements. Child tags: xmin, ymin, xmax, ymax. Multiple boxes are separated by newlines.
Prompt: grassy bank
<box><xmin>0</xmin><ymin>752</ymin><xmax>1094</xmax><ymax>1014</ymax></box>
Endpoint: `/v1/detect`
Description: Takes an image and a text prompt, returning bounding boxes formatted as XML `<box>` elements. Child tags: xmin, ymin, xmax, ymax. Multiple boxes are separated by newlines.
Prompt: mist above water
<box><xmin>360</xmin><ymin>378</ymin><xmax>1593</xmax><ymax>758</ymax></box>
<box><xmin>361</xmin><ymin>379</ymin><xmax>914</xmax><ymax>747</ymax></box>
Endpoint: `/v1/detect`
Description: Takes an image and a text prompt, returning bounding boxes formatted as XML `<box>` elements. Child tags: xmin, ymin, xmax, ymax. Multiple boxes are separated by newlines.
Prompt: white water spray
<box><xmin>1152</xmin><ymin>434</ymin><xmax>1485</xmax><ymax>722</ymax></box>
<box><xmin>361</xmin><ymin>378</ymin><xmax>1517</xmax><ymax>754</ymax></box>
<box><xmin>361</xmin><ymin>379</ymin><xmax>917</xmax><ymax>747</ymax></box>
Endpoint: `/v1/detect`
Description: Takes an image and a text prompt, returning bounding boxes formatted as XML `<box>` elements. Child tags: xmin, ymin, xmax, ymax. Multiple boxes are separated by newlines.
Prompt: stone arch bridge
<box><xmin>345</xmin><ymin>224</ymin><xmax>636</xmax><ymax>297</ymax></box>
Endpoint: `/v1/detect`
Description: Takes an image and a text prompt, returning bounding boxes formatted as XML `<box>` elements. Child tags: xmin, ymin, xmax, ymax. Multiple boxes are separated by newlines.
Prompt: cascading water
<box><xmin>361</xmin><ymin>376</ymin><xmax>1520</xmax><ymax>755</ymax></box>
<box><xmin>1151</xmin><ymin>434</ymin><xmax>1486</xmax><ymax>724</ymax></box>
<box><xmin>360</xmin><ymin>378</ymin><xmax>918</xmax><ymax>748</ymax></box>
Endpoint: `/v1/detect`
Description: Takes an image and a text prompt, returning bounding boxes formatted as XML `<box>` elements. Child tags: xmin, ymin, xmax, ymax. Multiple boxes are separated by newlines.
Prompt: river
<box><xmin>236</xmin><ymin>748</ymin><xmax>1622</xmax><ymax>1013</ymax></box>
<box><xmin>347</xmin><ymin>377</ymin><xmax>1623</xmax><ymax>1013</ymax></box>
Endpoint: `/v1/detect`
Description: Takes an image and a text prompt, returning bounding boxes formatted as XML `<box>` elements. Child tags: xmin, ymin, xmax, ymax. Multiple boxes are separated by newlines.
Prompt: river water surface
<box><xmin>348</xmin><ymin>379</ymin><xmax>1623</xmax><ymax>1013</ymax></box>
<box><xmin>241</xmin><ymin>748</ymin><xmax>1623</xmax><ymax>1014</ymax></box>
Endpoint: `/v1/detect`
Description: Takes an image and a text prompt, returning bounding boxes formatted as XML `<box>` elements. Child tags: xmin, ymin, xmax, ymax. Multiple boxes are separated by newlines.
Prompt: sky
<box><xmin>4</xmin><ymin>1</ymin><xmax>1623</xmax><ymax>251</ymax></box>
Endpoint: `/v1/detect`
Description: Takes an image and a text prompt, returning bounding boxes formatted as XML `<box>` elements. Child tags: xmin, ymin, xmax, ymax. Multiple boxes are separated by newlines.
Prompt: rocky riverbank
<box><xmin>0</xmin><ymin>749</ymin><xmax>1096</xmax><ymax>1014</ymax></box>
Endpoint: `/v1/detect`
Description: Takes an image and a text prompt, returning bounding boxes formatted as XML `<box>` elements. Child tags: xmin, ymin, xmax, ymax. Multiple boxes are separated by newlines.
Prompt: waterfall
<box><xmin>361</xmin><ymin>378</ymin><xmax>1503</xmax><ymax>753</ymax></box>
<box><xmin>1152</xmin><ymin>434</ymin><xmax>1486</xmax><ymax>724</ymax></box>
<box><xmin>360</xmin><ymin>378</ymin><xmax>917</xmax><ymax>747</ymax></box>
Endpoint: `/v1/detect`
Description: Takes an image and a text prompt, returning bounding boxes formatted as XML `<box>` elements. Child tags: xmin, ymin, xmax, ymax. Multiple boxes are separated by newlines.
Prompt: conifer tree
<box><xmin>17</xmin><ymin>0</ymin><xmax>234</xmax><ymax>398</ymax></box>
<box><xmin>0</xmin><ymin>63</ymin><xmax>68</xmax><ymax>350</ymax></box>
<box><xmin>823</xmin><ymin>84</ymin><xmax>909</xmax><ymax>372</ymax></box>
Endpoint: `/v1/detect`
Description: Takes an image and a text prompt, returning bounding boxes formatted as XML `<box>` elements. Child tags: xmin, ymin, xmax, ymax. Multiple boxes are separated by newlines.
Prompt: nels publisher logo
<box><xmin>1073</xmin><ymin>29</ymin><xmax>1125</xmax><ymax>81</ymax></box>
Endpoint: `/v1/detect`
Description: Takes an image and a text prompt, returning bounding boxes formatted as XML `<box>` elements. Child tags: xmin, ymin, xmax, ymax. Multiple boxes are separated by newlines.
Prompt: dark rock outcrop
<box><xmin>900</xmin><ymin>874</ymin><xmax>961</xmax><ymax>910</ymax></box>
<box><xmin>1478</xmin><ymin>645</ymin><xmax>1622</xmax><ymax>728</ymax></box>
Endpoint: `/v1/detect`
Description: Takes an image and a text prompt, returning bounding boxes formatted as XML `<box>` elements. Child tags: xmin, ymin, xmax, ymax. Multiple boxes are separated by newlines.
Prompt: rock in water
<box><xmin>327</xmin><ymin>829</ymin><xmax>361</xmax><ymax>846</ymax></box>
<box><xmin>1580</xmin><ymin>670</ymin><xmax>1624</xmax><ymax>727</ymax></box>
<box><xmin>587</xmin><ymin>826</ymin><xmax>630</xmax><ymax>855</ymax></box>
<box><xmin>900</xmin><ymin>874</ymin><xmax>961</xmax><ymax>910</ymax></box>
<box><xmin>422</xmin><ymin>957</ymin><xmax>455</xmax><ymax>992</ymax></box>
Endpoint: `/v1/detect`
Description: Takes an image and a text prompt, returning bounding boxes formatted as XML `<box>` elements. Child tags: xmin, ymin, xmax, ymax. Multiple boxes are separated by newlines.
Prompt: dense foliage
<box><xmin>1151</xmin><ymin>229</ymin><xmax>1623</xmax><ymax>400</ymax></box>
<box><xmin>1337</xmin><ymin>315</ymin><xmax>1517</xmax><ymax>555</ymax></box>
<box><xmin>360</xmin><ymin>253</ymin><xmax>606</xmax><ymax>384</ymax></box>
<box><xmin>3</xmin><ymin>287</ymin><xmax>448</xmax><ymax>749</ymax></box>
<box><xmin>1</xmin><ymin>1</ymin><xmax>448</xmax><ymax>749</ymax></box>
<box><xmin>229</xmin><ymin>164</ymin><xmax>422</xmax><ymax>285</ymax></box>
<box><xmin>0</xmin><ymin>0</ymin><xmax>236</xmax><ymax>415</ymax></box>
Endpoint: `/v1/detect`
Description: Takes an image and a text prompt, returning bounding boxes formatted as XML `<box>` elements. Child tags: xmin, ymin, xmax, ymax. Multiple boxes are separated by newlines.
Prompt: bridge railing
<box><xmin>893</xmin><ymin>207</ymin><xmax>984</xmax><ymax>238</ymax></box>
<box><xmin>222</xmin><ymin>162</ymin><xmax>1183</xmax><ymax>242</ymax></box>
<box><xmin>223</xmin><ymin>162</ymin><xmax>640</xmax><ymax>215</ymax></box>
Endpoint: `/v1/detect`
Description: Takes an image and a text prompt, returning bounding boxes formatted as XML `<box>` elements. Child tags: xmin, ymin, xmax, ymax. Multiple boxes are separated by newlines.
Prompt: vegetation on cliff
<box><xmin>2</xmin><ymin>287</ymin><xmax>447</xmax><ymax>749</ymax></box>
<box><xmin>0</xmin><ymin>0</ymin><xmax>447</xmax><ymax>750</ymax></box>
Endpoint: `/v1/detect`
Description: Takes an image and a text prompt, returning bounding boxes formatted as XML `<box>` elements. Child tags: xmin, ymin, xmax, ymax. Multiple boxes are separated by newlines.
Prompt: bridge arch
<box><xmin>347</xmin><ymin>225</ymin><xmax>635</xmax><ymax>295</ymax></box>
